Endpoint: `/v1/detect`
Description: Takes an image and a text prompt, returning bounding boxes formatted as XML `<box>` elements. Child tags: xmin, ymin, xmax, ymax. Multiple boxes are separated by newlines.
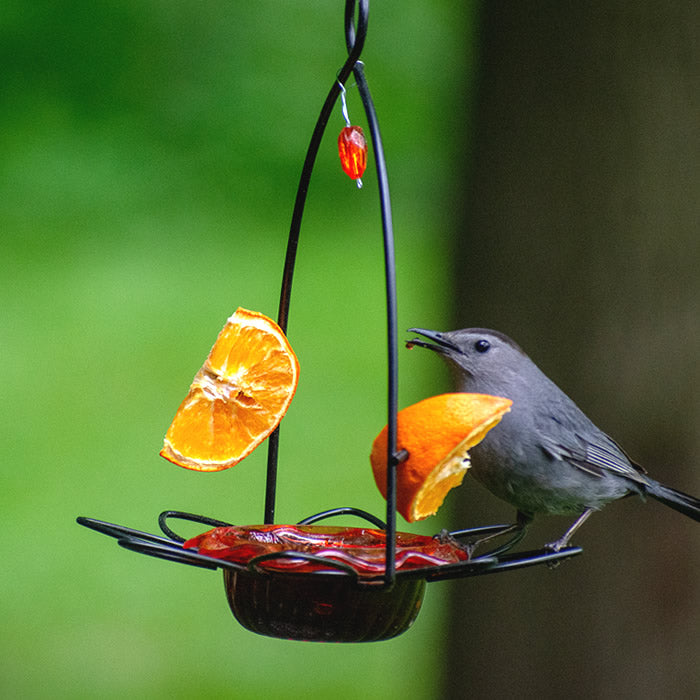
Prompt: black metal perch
<box><xmin>77</xmin><ymin>0</ymin><xmax>581</xmax><ymax>644</ymax></box>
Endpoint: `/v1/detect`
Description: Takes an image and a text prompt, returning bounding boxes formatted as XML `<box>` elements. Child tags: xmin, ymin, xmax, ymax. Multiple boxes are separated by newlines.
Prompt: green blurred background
<box><xmin>4</xmin><ymin>2</ymin><xmax>700</xmax><ymax>698</ymax></box>
<box><xmin>2</xmin><ymin>2</ymin><xmax>474</xmax><ymax>698</ymax></box>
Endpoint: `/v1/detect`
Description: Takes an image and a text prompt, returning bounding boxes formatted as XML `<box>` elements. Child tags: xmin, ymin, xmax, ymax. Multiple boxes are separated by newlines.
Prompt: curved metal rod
<box><xmin>264</xmin><ymin>0</ymin><xmax>370</xmax><ymax>525</ymax></box>
<box><xmin>117</xmin><ymin>537</ymin><xmax>221</xmax><ymax>571</ymax></box>
<box><xmin>158</xmin><ymin>510</ymin><xmax>232</xmax><ymax>543</ymax></box>
<box><xmin>349</xmin><ymin>58</ymin><xmax>399</xmax><ymax>586</ymax></box>
<box><xmin>448</xmin><ymin>522</ymin><xmax>530</xmax><ymax>558</ymax></box>
<box><xmin>76</xmin><ymin>516</ymin><xmax>175</xmax><ymax>546</ymax></box>
<box><xmin>297</xmin><ymin>506</ymin><xmax>387</xmax><ymax>529</ymax></box>
<box><xmin>246</xmin><ymin>550</ymin><xmax>361</xmax><ymax>580</ymax></box>
<box><xmin>477</xmin><ymin>525</ymin><xmax>530</xmax><ymax>558</ymax></box>
<box><xmin>449</xmin><ymin>524</ymin><xmax>514</xmax><ymax>539</ymax></box>
<box><xmin>424</xmin><ymin>546</ymin><xmax>583</xmax><ymax>582</ymax></box>
<box><xmin>476</xmin><ymin>546</ymin><xmax>583</xmax><ymax>574</ymax></box>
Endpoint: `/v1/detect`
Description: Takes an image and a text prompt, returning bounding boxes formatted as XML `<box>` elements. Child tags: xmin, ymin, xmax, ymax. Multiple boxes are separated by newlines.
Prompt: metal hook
<box><xmin>344</xmin><ymin>0</ymin><xmax>369</xmax><ymax>58</ymax></box>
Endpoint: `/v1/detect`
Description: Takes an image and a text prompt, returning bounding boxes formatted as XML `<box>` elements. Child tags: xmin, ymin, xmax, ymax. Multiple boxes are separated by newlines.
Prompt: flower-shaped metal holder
<box><xmin>78</xmin><ymin>510</ymin><xmax>578</xmax><ymax>642</ymax></box>
<box><xmin>77</xmin><ymin>0</ymin><xmax>581</xmax><ymax>643</ymax></box>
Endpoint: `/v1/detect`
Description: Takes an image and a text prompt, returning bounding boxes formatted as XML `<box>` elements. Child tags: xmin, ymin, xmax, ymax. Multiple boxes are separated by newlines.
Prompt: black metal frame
<box><xmin>262</xmin><ymin>0</ymin><xmax>404</xmax><ymax>585</ymax></box>
<box><xmin>77</xmin><ymin>0</ymin><xmax>582</xmax><ymax>604</ymax></box>
<box><xmin>77</xmin><ymin>510</ymin><xmax>580</xmax><ymax>583</ymax></box>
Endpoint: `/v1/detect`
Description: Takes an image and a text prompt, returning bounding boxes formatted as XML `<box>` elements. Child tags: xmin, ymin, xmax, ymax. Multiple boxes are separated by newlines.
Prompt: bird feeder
<box><xmin>77</xmin><ymin>0</ymin><xmax>580</xmax><ymax>644</ymax></box>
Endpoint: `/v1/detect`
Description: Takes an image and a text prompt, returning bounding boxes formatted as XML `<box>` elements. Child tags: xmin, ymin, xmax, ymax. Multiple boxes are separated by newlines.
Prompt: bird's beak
<box><xmin>406</xmin><ymin>327</ymin><xmax>461</xmax><ymax>355</ymax></box>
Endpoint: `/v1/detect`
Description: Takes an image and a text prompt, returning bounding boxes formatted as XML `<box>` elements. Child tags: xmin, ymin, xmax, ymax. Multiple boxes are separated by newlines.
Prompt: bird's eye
<box><xmin>474</xmin><ymin>339</ymin><xmax>490</xmax><ymax>353</ymax></box>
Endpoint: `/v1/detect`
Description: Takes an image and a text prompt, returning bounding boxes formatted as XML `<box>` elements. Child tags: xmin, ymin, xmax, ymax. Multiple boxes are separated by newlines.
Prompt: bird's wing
<box><xmin>537</xmin><ymin>414</ymin><xmax>647</xmax><ymax>483</ymax></box>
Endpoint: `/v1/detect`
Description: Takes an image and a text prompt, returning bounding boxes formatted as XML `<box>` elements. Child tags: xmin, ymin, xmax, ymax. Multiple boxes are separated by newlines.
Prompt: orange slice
<box><xmin>160</xmin><ymin>307</ymin><xmax>299</xmax><ymax>471</ymax></box>
<box><xmin>370</xmin><ymin>393</ymin><xmax>512</xmax><ymax>522</ymax></box>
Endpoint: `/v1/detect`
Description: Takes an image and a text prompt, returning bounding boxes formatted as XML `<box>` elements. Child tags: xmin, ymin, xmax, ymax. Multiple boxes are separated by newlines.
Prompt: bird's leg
<box><xmin>546</xmin><ymin>508</ymin><xmax>594</xmax><ymax>551</ymax></box>
<box><xmin>467</xmin><ymin>511</ymin><xmax>533</xmax><ymax>557</ymax></box>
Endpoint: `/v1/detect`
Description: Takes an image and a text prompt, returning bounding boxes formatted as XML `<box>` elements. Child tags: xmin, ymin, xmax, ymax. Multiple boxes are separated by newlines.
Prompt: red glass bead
<box><xmin>338</xmin><ymin>125</ymin><xmax>367</xmax><ymax>181</ymax></box>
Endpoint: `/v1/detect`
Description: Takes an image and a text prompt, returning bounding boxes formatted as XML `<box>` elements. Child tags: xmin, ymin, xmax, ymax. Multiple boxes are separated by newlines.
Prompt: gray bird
<box><xmin>408</xmin><ymin>327</ymin><xmax>700</xmax><ymax>550</ymax></box>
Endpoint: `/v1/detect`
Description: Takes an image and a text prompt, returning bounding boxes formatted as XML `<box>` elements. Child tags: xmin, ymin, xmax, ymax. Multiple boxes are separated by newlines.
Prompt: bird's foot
<box><xmin>544</xmin><ymin>537</ymin><xmax>567</xmax><ymax>553</ymax></box>
<box><xmin>436</xmin><ymin>528</ymin><xmax>462</xmax><ymax>548</ymax></box>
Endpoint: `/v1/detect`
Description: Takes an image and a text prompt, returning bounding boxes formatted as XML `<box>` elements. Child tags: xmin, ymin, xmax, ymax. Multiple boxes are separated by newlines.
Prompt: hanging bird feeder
<box><xmin>77</xmin><ymin>0</ymin><xmax>580</xmax><ymax>644</ymax></box>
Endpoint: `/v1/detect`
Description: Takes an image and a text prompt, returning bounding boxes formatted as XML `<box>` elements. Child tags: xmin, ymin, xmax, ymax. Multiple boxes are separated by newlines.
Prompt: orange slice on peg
<box><xmin>370</xmin><ymin>393</ymin><xmax>512</xmax><ymax>522</ymax></box>
<box><xmin>160</xmin><ymin>307</ymin><xmax>299</xmax><ymax>471</ymax></box>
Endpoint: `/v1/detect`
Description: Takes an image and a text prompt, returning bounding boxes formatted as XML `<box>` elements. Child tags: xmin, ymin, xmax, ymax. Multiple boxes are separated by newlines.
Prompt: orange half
<box><xmin>160</xmin><ymin>307</ymin><xmax>299</xmax><ymax>471</ymax></box>
<box><xmin>370</xmin><ymin>393</ymin><xmax>512</xmax><ymax>522</ymax></box>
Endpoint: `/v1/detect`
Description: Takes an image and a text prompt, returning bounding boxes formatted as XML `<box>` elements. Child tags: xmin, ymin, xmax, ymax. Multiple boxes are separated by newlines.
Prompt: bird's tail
<box><xmin>645</xmin><ymin>480</ymin><xmax>700</xmax><ymax>522</ymax></box>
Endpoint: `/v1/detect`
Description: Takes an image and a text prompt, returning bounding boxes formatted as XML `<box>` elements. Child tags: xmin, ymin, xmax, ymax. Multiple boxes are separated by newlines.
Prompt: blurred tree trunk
<box><xmin>443</xmin><ymin>3</ymin><xmax>700</xmax><ymax>698</ymax></box>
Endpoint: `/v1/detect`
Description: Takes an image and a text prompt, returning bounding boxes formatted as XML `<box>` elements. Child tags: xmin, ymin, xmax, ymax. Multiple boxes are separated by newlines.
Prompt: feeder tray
<box><xmin>78</xmin><ymin>510</ymin><xmax>579</xmax><ymax>642</ymax></box>
<box><xmin>77</xmin><ymin>0</ymin><xmax>582</xmax><ymax>644</ymax></box>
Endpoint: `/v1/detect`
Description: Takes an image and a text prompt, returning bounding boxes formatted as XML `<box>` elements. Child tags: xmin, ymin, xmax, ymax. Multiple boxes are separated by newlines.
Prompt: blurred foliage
<box><xmin>1</xmin><ymin>2</ymin><xmax>477</xmax><ymax>698</ymax></box>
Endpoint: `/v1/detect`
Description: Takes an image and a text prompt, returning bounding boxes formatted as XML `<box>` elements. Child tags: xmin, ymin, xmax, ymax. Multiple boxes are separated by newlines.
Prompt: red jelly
<box><xmin>184</xmin><ymin>524</ymin><xmax>467</xmax><ymax>576</ymax></box>
<box><xmin>337</xmin><ymin>126</ymin><xmax>367</xmax><ymax>182</ymax></box>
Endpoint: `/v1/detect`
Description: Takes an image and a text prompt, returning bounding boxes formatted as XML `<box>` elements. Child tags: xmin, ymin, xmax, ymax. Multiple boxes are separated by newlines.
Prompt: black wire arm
<box><xmin>263</xmin><ymin>0</ymin><xmax>401</xmax><ymax>586</ymax></box>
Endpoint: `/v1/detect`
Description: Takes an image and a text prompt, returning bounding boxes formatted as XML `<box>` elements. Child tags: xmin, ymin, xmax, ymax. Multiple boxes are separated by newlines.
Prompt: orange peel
<box><xmin>370</xmin><ymin>393</ymin><xmax>512</xmax><ymax>522</ymax></box>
